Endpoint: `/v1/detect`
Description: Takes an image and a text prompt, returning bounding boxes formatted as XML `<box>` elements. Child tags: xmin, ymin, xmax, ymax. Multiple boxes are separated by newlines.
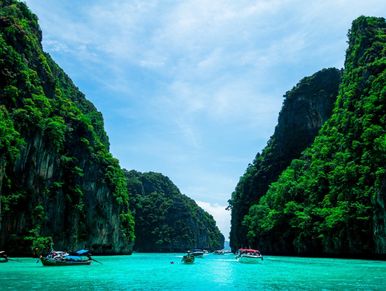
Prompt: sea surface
<box><xmin>1</xmin><ymin>253</ymin><xmax>386</xmax><ymax>290</ymax></box>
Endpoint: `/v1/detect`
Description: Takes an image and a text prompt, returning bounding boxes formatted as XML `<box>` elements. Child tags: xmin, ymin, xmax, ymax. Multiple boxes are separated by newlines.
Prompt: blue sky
<box><xmin>24</xmin><ymin>0</ymin><xmax>386</xmax><ymax>238</ymax></box>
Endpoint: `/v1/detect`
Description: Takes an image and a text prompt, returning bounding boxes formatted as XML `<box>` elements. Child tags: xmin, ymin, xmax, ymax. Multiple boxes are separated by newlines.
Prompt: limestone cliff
<box><xmin>0</xmin><ymin>0</ymin><xmax>134</xmax><ymax>255</ymax></box>
<box><xmin>229</xmin><ymin>68</ymin><xmax>341</xmax><ymax>250</ymax></box>
<box><xmin>243</xmin><ymin>16</ymin><xmax>386</xmax><ymax>258</ymax></box>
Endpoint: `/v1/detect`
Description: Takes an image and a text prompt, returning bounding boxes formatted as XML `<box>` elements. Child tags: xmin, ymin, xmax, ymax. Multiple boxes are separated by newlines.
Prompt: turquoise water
<box><xmin>1</xmin><ymin>253</ymin><xmax>386</xmax><ymax>290</ymax></box>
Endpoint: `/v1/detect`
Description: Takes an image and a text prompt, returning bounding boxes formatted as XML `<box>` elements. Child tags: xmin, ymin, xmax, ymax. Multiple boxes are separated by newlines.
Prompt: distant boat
<box><xmin>40</xmin><ymin>249</ymin><xmax>92</xmax><ymax>266</ymax></box>
<box><xmin>236</xmin><ymin>248</ymin><xmax>263</xmax><ymax>264</ymax></box>
<box><xmin>0</xmin><ymin>251</ymin><xmax>8</xmax><ymax>263</ymax></box>
<box><xmin>214</xmin><ymin>249</ymin><xmax>232</xmax><ymax>255</ymax></box>
<box><xmin>190</xmin><ymin>249</ymin><xmax>204</xmax><ymax>258</ymax></box>
<box><xmin>181</xmin><ymin>252</ymin><xmax>195</xmax><ymax>264</ymax></box>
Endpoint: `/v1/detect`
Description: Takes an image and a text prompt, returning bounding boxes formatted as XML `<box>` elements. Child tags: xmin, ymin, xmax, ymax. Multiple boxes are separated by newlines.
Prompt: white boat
<box><xmin>236</xmin><ymin>248</ymin><xmax>263</xmax><ymax>264</ymax></box>
<box><xmin>190</xmin><ymin>249</ymin><xmax>204</xmax><ymax>258</ymax></box>
<box><xmin>0</xmin><ymin>251</ymin><xmax>8</xmax><ymax>263</ymax></box>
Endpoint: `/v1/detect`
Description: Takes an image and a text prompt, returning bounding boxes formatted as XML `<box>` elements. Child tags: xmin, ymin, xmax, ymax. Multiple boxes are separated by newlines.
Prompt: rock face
<box><xmin>0</xmin><ymin>0</ymin><xmax>134</xmax><ymax>255</ymax></box>
<box><xmin>229</xmin><ymin>68</ymin><xmax>341</xmax><ymax>250</ymax></box>
<box><xmin>241</xmin><ymin>16</ymin><xmax>386</xmax><ymax>258</ymax></box>
<box><xmin>374</xmin><ymin>179</ymin><xmax>386</xmax><ymax>254</ymax></box>
<box><xmin>126</xmin><ymin>170</ymin><xmax>225</xmax><ymax>252</ymax></box>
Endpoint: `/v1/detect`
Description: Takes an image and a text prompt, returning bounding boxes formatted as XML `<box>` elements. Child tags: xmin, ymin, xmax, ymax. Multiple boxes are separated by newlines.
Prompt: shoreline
<box><xmin>6</xmin><ymin>252</ymin><xmax>386</xmax><ymax>261</ymax></box>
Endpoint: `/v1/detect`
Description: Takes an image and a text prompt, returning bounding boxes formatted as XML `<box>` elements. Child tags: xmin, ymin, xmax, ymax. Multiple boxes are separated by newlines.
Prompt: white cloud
<box><xmin>197</xmin><ymin>201</ymin><xmax>231</xmax><ymax>239</ymax></box>
<box><xmin>27</xmin><ymin>0</ymin><xmax>350</xmax><ymax>130</ymax></box>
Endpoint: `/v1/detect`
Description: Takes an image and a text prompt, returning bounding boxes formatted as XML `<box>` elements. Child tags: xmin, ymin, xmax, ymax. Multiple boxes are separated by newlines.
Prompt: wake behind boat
<box><xmin>236</xmin><ymin>248</ymin><xmax>263</xmax><ymax>264</ymax></box>
<box><xmin>40</xmin><ymin>249</ymin><xmax>92</xmax><ymax>266</ymax></box>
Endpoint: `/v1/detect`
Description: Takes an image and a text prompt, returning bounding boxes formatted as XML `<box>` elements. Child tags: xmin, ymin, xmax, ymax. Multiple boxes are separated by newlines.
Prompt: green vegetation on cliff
<box><xmin>126</xmin><ymin>170</ymin><xmax>224</xmax><ymax>252</ymax></box>
<box><xmin>0</xmin><ymin>0</ymin><xmax>134</xmax><ymax>254</ymax></box>
<box><xmin>228</xmin><ymin>68</ymin><xmax>341</xmax><ymax>250</ymax></box>
<box><xmin>243</xmin><ymin>16</ymin><xmax>386</xmax><ymax>256</ymax></box>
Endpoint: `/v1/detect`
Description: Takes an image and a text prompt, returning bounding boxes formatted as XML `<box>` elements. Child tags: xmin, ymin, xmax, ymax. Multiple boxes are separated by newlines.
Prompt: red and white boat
<box><xmin>236</xmin><ymin>248</ymin><xmax>263</xmax><ymax>264</ymax></box>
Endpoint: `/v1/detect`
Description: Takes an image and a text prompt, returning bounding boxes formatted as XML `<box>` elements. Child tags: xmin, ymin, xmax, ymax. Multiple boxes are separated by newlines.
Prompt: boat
<box><xmin>190</xmin><ymin>249</ymin><xmax>204</xmax><ymax>258</ymax></box>
<box><xmin>0</xmin><ymin>251</ymin><xmax>8</xmax><ymax>263</ymax></box>
<box><xmin>181</xmin><ymin>252</ymin><xmax>195</xmax><ymax>264</ymax></box>
<box><xmin>40</xmin><ymin>249</ymin><xmax>92</xmax><ymax>266</ymax></box>
<box><xmin>236</xmin><ymin>248</ymin><xmax>263</xmax><ymax>264</ymax></box>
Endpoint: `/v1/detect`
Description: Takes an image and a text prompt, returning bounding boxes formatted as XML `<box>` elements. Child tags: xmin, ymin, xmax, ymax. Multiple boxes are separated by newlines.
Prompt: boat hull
<box><xmin>190</xmin><ymin>249</ymin><xmax>204</xmax><ymax>258</ymax></box>
<box><xmin>237</xmin><ymin>255</ymin><xmax>263</xmax><ymax>264</ymax></box>
<box><xmin>41</xmin><ymin>257</ymin><xmax>91</xmax><ymax>266</ymax></box>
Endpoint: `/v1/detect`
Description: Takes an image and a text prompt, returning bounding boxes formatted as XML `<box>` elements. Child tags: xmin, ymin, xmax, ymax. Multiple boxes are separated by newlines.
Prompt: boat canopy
<box><xmin>73</xmin><ymin>249</ymin><xmax>90</xmax><ymax>255</ymax></box>
<box><xmin>238</xmin><ymin>248</ymin><xmax>260</xmax><ymax>253</ymax></box>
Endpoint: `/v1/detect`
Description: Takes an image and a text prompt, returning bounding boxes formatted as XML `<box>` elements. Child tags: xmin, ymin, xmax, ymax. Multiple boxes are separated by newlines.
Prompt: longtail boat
<box><xmin>181</xmin><ymin>252</ymin><xmax>195</xmax><ymax>264</ymax></box>
<box><xmin>40</xmin><ymin>249</ymin><xmax>92</xmax><ymax>266</ymax></box>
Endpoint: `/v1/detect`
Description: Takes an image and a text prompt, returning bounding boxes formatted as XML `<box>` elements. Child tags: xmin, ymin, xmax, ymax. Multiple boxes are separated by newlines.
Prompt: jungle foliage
<box><xmin>126</xmin><ymin>170</ymin><xmax>224</xmax><ymax>252</ymax></box>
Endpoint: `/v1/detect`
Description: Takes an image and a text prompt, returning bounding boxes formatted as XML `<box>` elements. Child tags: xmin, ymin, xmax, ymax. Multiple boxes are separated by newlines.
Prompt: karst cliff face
<box><xmin>0</xmin><ymin>0</ymin><xmax>134</xmax><ymax>255</ymax></box>
<box><xmin>234</xmin><ymin>16</ymin><xmax>386</xmax><ymax>258</ymax></box>
<box><xmin>229</xmin><ymin>68</ymin><xmax>341</xmax><ymax>250</ymax></box>
<box><xmin>126</xmin><ymin>170</ymin><xmax>225</xmax><ymax>252</ymax></box>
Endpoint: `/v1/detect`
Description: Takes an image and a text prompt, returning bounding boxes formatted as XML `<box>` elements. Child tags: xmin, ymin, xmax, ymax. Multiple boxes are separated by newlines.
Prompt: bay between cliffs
<box><xmin>1</xmin><ymin>253</ymin><xmax>386</xmax><ymax>290</ymax></box>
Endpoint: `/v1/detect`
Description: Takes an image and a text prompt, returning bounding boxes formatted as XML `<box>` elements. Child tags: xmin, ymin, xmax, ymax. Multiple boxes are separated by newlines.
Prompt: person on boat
<box><xmin>33</xmin><ymin>247</ymin><xmax>39</xmax><ymax>258</ymax></box>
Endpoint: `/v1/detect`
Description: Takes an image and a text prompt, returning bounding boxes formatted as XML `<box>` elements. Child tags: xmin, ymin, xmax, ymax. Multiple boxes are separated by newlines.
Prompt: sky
<box><xmin>24</xmin><ymin>0</ymin><xmax>386</xmax><ymax>238</ymax></box>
